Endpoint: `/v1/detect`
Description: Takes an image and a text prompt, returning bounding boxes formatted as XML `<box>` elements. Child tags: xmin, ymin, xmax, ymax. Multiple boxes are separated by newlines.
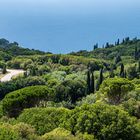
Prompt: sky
<box><xmin>0</xmin><ymin>0</ymin><xmax>140</xmax><ymax>53</ymax></box>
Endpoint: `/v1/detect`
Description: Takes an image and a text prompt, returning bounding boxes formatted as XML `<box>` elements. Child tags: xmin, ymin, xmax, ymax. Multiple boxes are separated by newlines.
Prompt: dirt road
<box><xmin>0</xmin><ymin>69</ymin><xmax>24</xmax><ymax>82</ymax></box>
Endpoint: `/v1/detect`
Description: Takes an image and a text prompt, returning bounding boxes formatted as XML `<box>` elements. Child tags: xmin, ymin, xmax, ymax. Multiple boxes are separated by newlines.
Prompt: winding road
<box><xmin>0</xmin><ymin>69</ymin><xmax>24</xmax><ymax>82</ymax></box>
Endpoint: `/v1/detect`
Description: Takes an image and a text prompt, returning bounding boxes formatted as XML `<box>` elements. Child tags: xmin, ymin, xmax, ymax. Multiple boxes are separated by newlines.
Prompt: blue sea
<box><xmin>0</xmin><ymin>0</ymin><xmax>140</xmax><ymax>53</ymax></box>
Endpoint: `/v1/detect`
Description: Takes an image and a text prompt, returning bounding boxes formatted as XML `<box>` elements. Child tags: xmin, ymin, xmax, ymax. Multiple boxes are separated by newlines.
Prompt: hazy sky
<box><xmin>0</xmin><ymin>0</ymin><xmax>140</xmax><ymax>53</ymax></box>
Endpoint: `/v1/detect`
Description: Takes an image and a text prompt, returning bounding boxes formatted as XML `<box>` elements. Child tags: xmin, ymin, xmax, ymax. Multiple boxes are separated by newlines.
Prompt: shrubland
<box><xmin>0</xmin><ymin>37</ymin><xmax>140</xmax><ymax>139</ymax></box>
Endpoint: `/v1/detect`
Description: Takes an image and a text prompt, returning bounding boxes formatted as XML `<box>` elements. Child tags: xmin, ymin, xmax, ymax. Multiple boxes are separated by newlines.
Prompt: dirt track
<box><xmin>0</xmin><ymin>69</ymin><xmax>24</xmax><ymax>82</ymax></box>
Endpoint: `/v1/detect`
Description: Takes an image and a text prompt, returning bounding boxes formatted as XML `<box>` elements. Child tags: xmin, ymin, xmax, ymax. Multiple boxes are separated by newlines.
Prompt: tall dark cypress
<box><xmin>87</xmin><ymin>69</ymin><xmax>91</xmax><ymax>94</ymax></box>
<box><xmin>135</xmin><ymin>46</ymin><xmax>138</xmax><ymax>60</ymax></box>
<box><xmin>90</xmin><ymin>71</ymin><xmax>95</xmax><ymax>93</ymax></box>
<box><xmin>2</xmin><ymin>64</ymin><xmax>7</xmax><ymax>74</ymax></box>
<box><xmin>117</xmin><ymin>39</ymin><xmax>120</xmax><ymax>45</ymax></box>
<box><xmin>120</xmin><ymin>63</ymin><xmax>124</xmax><ymax>77</ymax></box>
<box><xmin>138</xmin><ymin>61</ymin><xmax>140</xmax><ymax>72</ymax></box>
<box><xmin>99</xmin><ymin>68</ymin><xmax>103</xmax><ymax>85</ymax></box>
<box><xmin>96</xmin><ymin>68</ymin><xmax>104</xmax><ymax>91</ymax></box>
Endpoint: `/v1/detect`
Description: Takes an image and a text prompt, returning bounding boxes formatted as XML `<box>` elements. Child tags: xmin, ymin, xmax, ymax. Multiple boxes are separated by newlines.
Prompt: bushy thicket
<box><xmin>2</xmin><ymin>86</ymin><xmax>52</xmax><ymax>117</ymax></box>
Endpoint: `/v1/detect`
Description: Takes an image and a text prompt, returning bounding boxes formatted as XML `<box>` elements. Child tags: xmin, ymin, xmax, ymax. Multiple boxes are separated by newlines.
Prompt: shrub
<box><xmin>100</xmin><ymin>78</ymin><xmax>135</xmax><ymax>104</ymax></box>
<box><xmin>61</xmin><ymin>103</ymin><xmax>140</xmax><ymax>140</ymax></box>
<box><xmin>17</xmin><ymin>107</ymin><xmax>70</xmax><ymax>135</ymax></box>
<box><xmin>2</xmin><ymin>86</ymin><xmax>52</xmax><ymax>117</ymax></box>
<box><xmin>0</xmin><ymin>123</ymin><xmax>21</xmax><ymax>140</ymax></box>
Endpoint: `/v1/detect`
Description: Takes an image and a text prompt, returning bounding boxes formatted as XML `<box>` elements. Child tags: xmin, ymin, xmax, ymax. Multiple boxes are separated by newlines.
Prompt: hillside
<box><xmin>0</xmin><ymin>37</ymin><xmax>140</xmax><ymax>140</ymax></box>
<box><xmin>70</xmin><ymin>37</ymin><xmax>140</xmax><ymax>60</ymax></box>
<box><xmin>0</xmin><ymin>38</ymin><xmax>45</xmax><ymax>61</ymax></box>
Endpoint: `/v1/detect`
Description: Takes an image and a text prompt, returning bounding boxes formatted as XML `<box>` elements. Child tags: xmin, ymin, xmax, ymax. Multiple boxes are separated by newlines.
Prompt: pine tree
<box><xmin>90</xmin><ymin>71</ymin><xmax>95</xmax><ymax>93</ymax></box>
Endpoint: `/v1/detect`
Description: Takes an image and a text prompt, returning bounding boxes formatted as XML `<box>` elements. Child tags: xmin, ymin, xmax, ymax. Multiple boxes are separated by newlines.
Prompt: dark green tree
<box><xmin>93</xmin><ymin>43</ymin><xmax>98</xmax><ymax>50</ymax></box>
<box><xmin>120</xmin><ymin>63</ymin><xmax>125</xmax><ymax>78</ymax></box>
<box><xmin>99</xmin><ymin>68</ymin><xmax>103</xmax><ymax>85</ymax></box>
<box><xmin>90</xmin><ymin>71</ymin><xmax>95</xmax><ymax>93</ymax></box>
<box><xmin>2</xmin><ymin>64</ymin><xmax>7</xmax><ymax>74</ymax></box>
<box><xmin>134</xmin><ymin>46</ymin><xmax>138</xmax><ymax>60</ymax></box>
<box><xmin>117</xmin><ymin>39</ymin><xmax>120</xmax><ymax>45</ymax></box>
<box><xmin>87</xmin><ymin>70</ymin><xmax>91</xmax><ymax>94</ymax></box>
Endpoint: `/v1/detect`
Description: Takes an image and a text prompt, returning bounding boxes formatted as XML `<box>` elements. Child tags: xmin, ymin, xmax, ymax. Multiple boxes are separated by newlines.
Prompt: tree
<box><xmin>90</xmin><ymin>71</ymin><xmax>95</xmax><ymax>93</ymax></box>
<box><xmin>105</xmin><ymin>42</ymin><xmax>110</xmax><ymax>48</ymax></box>
<box><xmin>62</xmin><ymin>103</ymin><xmax>140</xmax><ymax>140</ymax></box>
<box><xmin>127</xmin><ymin>64</ymin><xmax>139</xmax><ymax>80</ymax></box>
<box><xmin>99</xmin><ymin>68</ymin><xmax>103</xmax><ymax>85</ymax></box>
<box><xmin>17</xmin><ymin>107</ymin><xmax>70</xmax><ymax>135</ymax></box>
<box><xmin>134</xmin><ymin>46</ymin><xmax>138</xmax><ymax>60</ymax></box>
<box><xmin>117</xmin><ymin>39</ymin><xmax>120</xmax><ymax>45</ymax></box>
<box><xmin>2</xmin><ymin>64</ymin><xmax>7</xmax><ymax>74</ymax></box>
<box><xmin>120</xmin><ymin>63</ymin><xmax>125</xmax><ymax>77</ymax></box>
<box><xmin>93</xmin><ymin>43</ymin><xmax>98</xmax><ymax>50</ymax></box>
<box><xmin>2</xmin><ymin>86</ymin><xmax>52</xmax><ymax>117</ymax></box>
<box><xmin>96</xmin><ymin>68</ymin><xmax>104</xmax><ymax>91</ymax></box>
<box><xmin>100</xmin><ymin>78</ymin><xmax>135</xmax><ymax>105</ymax></box>
<box><xmin>87</xmin><ymin>69</ymin><xmax>91</xmax><ymax>94</ymax></box>
<box><xmin>55</xmin><ymin>79</ymin><xmax>86</xmax><ymax>104</ymax></box>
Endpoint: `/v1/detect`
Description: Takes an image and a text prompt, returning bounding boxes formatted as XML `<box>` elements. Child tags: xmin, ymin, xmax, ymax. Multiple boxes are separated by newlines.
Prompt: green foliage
<box><xmin>127</xmin><ymin>64</ymin><xmax>139</xmax><ymax>79</ymax></box>
<box><xmin>17</xmin><ymin>107</ymin><xmax>70</xmax><ymax>135</ymax></box>
<box><xmin>42</xmin><ymin>128</ymin><xmax>76</xmax><ymax>140</ymax></box>
<box><xmin>0</xmin><ymin>123</ymin><xmax>21</xmax><ymax>140</ymax></box>
<box><xmin>100</xmin><ymin>78</ymin><xmax>135</xmax><ymax>104</ymax></box>
<box><xmin>2</xmin><ymin>86</ymin><xmax>51</xmax><ymax>117</ymax></box>
<box><xmin>121</xmin><ymin>98</ymin><xmax>140</xmax><ymax>119</ymax></box>
<box><xmin>61</xmin><ymin>103</ymin><xmax>140</xmax><ymax>140</ymax></box>
<box><xmin>55</xmin><ymin>79</ymin><xmax>86</xmax><ymax>103</ymax></box>
<box><xmin>0</xmin><ymin>76</ymin><xmax>46</xmax><ymax>100</ymax></box>
<box><xmin>0</xmin><ymin>123</ymin><xmax>41</xmax><ymax>140</ymax></box>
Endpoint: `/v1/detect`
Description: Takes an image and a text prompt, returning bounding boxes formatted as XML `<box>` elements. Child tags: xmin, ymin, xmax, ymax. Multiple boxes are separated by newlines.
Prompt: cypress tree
<box><xmin>90</xmin><ymin>71</ymin><xmax>95</xmax><ymax>93</ymax></box>
<box><xmin>2</xmin><ymin>64</ymin><xmax>7</xmax><ymax>74</ymax></box>
<box><xmin>99</xmin><ymin>68</ymin><xmax>103</xmax><ymax>85</ymax></box>
<box><xmin>138</xmin><ymin>60</ymin><xmax>140</xmax><ymax>72</ymax></box>
<box><xmin>120</xmin><ymin>63</ymin><xmax>125</xmax><ymax>77</ymax></box>
<box><xmin>96</xmin><ymin>68</ymin><xmax>104</xmax><ymax>91</ymax></box>
<box><xmin>135</xmin><ymin>46</ymin><xmax>138</xmax><ymax>60</ymax></box>
<box><xmin>87</xmin><ymin>69</ymin><xmax>91</xmax><ymax>94</ymax></box>
<box><xmin>117</xmin><ymin>39</ymin><xmax>120</xmax><ymax>45</ymax></box>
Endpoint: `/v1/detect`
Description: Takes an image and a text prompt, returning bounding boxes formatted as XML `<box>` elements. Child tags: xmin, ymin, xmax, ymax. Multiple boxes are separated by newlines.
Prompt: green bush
<box><xmin>100</xmin><ymin>78</ymin><xmax>135</xmax><ymax>104</ymax></box>
<box><xmin>61</xmin><ymin>103</ymin><xmax>140</xmax><ymax>140</ymax></box>
<box><xmin>42</xmin><ymin>127</ymin><xmax>76</xmax><ymax>140</ymax></box>
<box><xmin>0</xmin><ymin>123</ymin><xmax>41</xmax><ymax>140</ymax></box>
<box><xmin>17</xmin><ymin>107</ymin><xmax>70</xmax><ymax>135</ymax></box>
<box><xmin>0</xmin><ymin>76</ymin><xmax>46</xmax><ymax>100</ymax></box>
<box><xmin>2</xmin><ymin>86</ymin><xmax>52</xmax><ymax>117</ymax></box>
<box><xmin>0</xmin><ymin>123</ymin><xmax>21</xmax><ymax>140</ymax></box>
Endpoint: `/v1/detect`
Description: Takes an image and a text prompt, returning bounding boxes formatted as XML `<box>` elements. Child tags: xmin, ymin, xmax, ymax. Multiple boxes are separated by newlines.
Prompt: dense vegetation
<box><xmin>0</xmin><ymin>37</ymin><xmax>140</xmax><ymax>139</ymax></box>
